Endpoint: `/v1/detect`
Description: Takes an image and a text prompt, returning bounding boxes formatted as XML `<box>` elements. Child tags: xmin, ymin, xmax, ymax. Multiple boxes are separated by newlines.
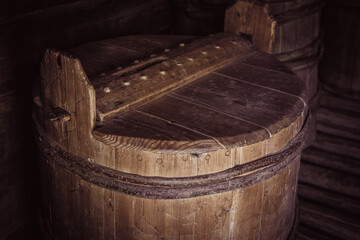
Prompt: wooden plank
<box><xmin>171</xmin><ymin>71</ymin><xmax>304</xmax><ymax>135</ymax></box>
<box><xmin>298</xmin><ymin>198</ymin><xmax>360</xmax><ymax>239</ymax></box>
<box><xmin>235</xmin><ymin>51</ymin><xmax>295</xmax><ymax>75</ymax></box>
<box><xmin>93</xmin><ymin>33</ymin><xmax>253</xmax><ymax>121</ymax></box>
<box><xmin>319</xmin><ymin>90</ymin><xmax>360</xmax><ymax>114</ymax></box>
<box><xmin>137</xmin><ymin>95</ymin><xmax>269</xmax><ymax>149</ymax></box>
<box><xmin>215</xmin><ymin>60</ymin><xmax>308</xmax><ymax>101</ymax></box>
<box><xmin>69</xmin><ymin>36</ymin><xmax>199</xmax><ymax>79</ymax></box>
<box><xmin>301</xmin><ymin>147</ymin><xmax>360</xmax><ymax>176</ymax></box>
<box><xmin>311</xmin><ymin>132</ymin><xmax>360</xmax><ymax>159</ymax></box>
<box><xmin>296</xmin><ymin>222</ymin><xmax>342</xmax><ymax>240</ymax></box>
<box><xmin>225</xmin><ymin>0</ymin><xmax>323</xmax><ymax>54</ymax></box>
<box><xmin>298</xmin><ymin>161</ymin><xmax>360</xmax><ymax>199</ymax></box>
<box><xmin>316</xmin><ymin>107</ymin><xmax>360</xmax><ymax>141</ymax></box>
<box><xmin>298</xmin><ymin>183</ymin><xmax>360</xmax><ymax>215</ymax></box>
<box><xmin>93</xmin><ymin>111</ymin><xmax>220</xmax><ymax>153</ymax></box>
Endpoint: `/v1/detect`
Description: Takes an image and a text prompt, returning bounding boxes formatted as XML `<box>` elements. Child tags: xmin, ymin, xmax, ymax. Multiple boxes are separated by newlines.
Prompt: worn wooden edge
<box><xmin>34</xmin><ymin>112</ymin><xmax>309</xmax><ymax>199</ymax></box>
<box><xmin>40</xmin><ymin>48</ymin><xmax>97</xmax><ymax>138</ymax></box>
<box><xmin>277</xmin><ymin>46</ymin><xmax>323</xmax><ymax>72</ymax></box>
<box><xmin>225</xmin><ymin>0</ymin><xmax>324</xmax><ymax>53</ymax></box>
<box><xmin>94</xmin><ymin>33</ymin><xmax>253</xmax><ymax>121</ymax></box>
<box><xmin>225</xmin><ymin>1</ymin><xmax>276</xmax><ymax>53</ymax></box>
<box><xmin>274</xmin><ymin>36</ymin><xmax>322</xmax><ymax>63</ymax></box>
<box><xmin>39</xmin><ymin>36</ymin><xmax>308</xmax><ymax>166</ymax></box>
<box><xmin>92</xmin><ymin>112</ymin><xmax>305</xmax><ymax>154</ymax></box>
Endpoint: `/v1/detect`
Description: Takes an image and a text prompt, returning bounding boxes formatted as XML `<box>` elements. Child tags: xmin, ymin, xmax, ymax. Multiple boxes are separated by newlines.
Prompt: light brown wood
<box><xmin>225</xmin><ymin>0</ymin><xmax>323</xmax><ymax>54</ymax></box>
<box><xmin>34</xmin><ymin>34</ymin><xmax>308</xmax><ymax>239</ymax></box>
<box><xmin>92</xmin><ymin>34</ymin><xmax>253</xmax><ymax>121</ymax></box>
<box><xmin>224</xmin><ymin>0</ymin><xmax>324</xmax><ymax>100</ymax></box>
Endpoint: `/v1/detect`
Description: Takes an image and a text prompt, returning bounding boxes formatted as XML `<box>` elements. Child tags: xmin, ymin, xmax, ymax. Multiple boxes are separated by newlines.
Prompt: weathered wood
<box><xmin>299</xmin><ymin>161</ymin><xmax>360</xmax><ymax>199</ymax></box>
<box><xmin>297</xmin><ymin>183</ymin><xmax>360</xmax><ymax>215</ymax></box>
<box><xmin>301</xmin><ymin>147</ymin><xmax>360</xmax><ymax>176</ymax></box>
<box><xmin>319</xmin><ymin>89</ymin><xmax>360</xmax><ymax>114</ymax></box>
<box><xmin>311</xmin><ymin>132</ymin><xmax>360</xmax><ymax>159</ymax></box>
<box><xmin>91</xmin><ymin>34</ymin><xmax>254</xmax><ymax>121</ymax></box>
<box><xmin>298</xmin><ymin>199</ymin><xmax>360</xmax><ymax>239</ymax></box>
<box><xmin>316</xmin><ymin>107</ymin><xmax>360</xmax><ymax>141</ymax></box>
<box><xmin>225</xmin><ymin>0</ymin><xmax>324</xmax><ymax>54</ymax></box>
<box><xmin>35</xmin><ymin>34</ymin><xmax>308</xmax><ymax>239</ymax></box>
<box><xmin>225</xmin><ymin>0</ymin><xmax>324</xmax><ymax>100</ymax></box>
<box><xmin>296</xmin><ymin>223</ymin><xmax>335</xmax><ymax>240</ymax></box>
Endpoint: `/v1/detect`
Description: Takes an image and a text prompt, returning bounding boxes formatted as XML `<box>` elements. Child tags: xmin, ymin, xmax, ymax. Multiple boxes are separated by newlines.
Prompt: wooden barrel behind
<box><xmin>319</xmin><ymin>0</ymin><xmax>360</xmax><ymax>100</ymax></box>
<box><xmin>225</xmin><ymin>0</ymin><xmax>324</xmax><ymax>101</ymax></box>
<box><xmin>34</xmin><ymin>33</ymin><xmax>308</xmax><ymax>239</ymax></box>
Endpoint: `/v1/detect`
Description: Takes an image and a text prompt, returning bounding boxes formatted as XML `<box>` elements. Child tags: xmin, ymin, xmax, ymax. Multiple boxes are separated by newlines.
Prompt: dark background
<box><xmin>0</xmin><ymin>0</ymin><xmax>359</xmax><ymax>239</ymax></box>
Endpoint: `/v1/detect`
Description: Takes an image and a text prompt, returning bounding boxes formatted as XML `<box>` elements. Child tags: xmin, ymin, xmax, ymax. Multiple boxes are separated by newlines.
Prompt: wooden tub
<box><xmin>34</xmin><ymin>33</ymin><xmax>308</xmax><ymax>239</ymax></box>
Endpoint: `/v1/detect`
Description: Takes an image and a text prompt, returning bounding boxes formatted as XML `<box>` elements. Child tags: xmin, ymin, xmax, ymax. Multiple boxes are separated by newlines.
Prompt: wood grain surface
<box><xmin>35</xmin><ymin>33</ymin><xmax>308</xmax><ymax>239</ymax></box>
<box><xmin>224</xmin><ymin>0</ymin><xmax>324</xmax><ymax>101</ymax></box>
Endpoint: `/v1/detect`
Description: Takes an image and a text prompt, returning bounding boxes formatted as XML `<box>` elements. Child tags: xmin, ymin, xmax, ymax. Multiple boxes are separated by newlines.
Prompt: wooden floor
<box><xmin>295</xmin><ymin>89</ymin><xmax>360</xmax><ymax>239</ymax></box>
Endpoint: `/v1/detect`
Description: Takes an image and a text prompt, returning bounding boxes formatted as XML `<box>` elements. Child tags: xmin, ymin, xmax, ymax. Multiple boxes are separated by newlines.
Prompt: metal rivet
<box><xmin>164</xmin><ymin>48</ymin><xmax>171</xmax><ymax>52</ymax></box>
<box><xmin>104</xmin><ymin>87</ymin><xmax>111</xmax><ymax>93</ymax></box>
<box><xmin>205</xmin><ymin>154</ymin><xmax>211</xmax><ymax>160</ymax></box>
<box><xmin>225</xmin><ymin>150</ymin><xmax>231</xmax><ymax>156</ymax></box>
<box><xmin>133</xmin><ymin>60</ymin><xmax>140</xmax><ymax>64</ymax></box>
<box><xmin>202</xmin><ymin>51</ymin><xmax>207</xmax><ymax>55</ymax></box>
<box><xmin>140</xmin><ymin>75</ymin><xmax>147</xmax><ymax>80</ymax></box>
<box><xmin>122</xmin><ymin>92</ymin><xmax>128</xmax><ymax>97</ymax></box>
<box><xmin>156</xmin><ymin>158</ymin><xmax>163</xmax><ymax>164</ymax></box>
<box><xmin>117</xmin><ymin>66</ymin><xmax>122</xmax><ymax>70</ymax></box>
<box><xmin>159</xmin><ymin>70</ymin><xmax>166</xmax><ymax>75</ymax></box>
<box><xmin>188</xmin><ymin>57</ymin><xmax>194</xmax><ymax>61</ymax></box>
<box><xmin>215</xmin><ymin>46</ymin><xmax>220</xmax><ymax>49</ymax></box>
<box><xmin>179</xmin><ymin>43</ymin><xmax>185</xmax><ymax>47</ymax></box>
<box><xmin>137</xmin><ymin>155</ymin><xmax>143</xmax><ymax>161</ymax></box>
<box><xmin>182</xmin><ymin>156</ymin><xmax>187</xmax><ymax>161</ymax></box>
<box><xmin>176</xmin><ymin>63</ymin><xmax>183</xmax><ymax>66</ymax></box>
<box><xmin>122</xmin><ymin>81</ymin><xmax>130</xmax><ymax>86</ymax></box>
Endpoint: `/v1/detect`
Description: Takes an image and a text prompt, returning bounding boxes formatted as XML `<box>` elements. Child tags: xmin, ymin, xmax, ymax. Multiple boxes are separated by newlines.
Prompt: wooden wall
<box><xmin>319</xmin><ymin>0</ymin><xmax>360</xmax><ymax>99</ymax></box>
<box><xmin>0</xmin><ymin>1</ymin><xmax>171</xmax><ymax>238</ymax></box>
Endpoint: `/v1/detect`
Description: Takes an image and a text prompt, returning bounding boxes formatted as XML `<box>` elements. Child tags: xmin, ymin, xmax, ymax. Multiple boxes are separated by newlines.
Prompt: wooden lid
<box><xmin>67</xmin><ymin>33</ymin><xmax>307</xmax><ymax>154</ymax></box>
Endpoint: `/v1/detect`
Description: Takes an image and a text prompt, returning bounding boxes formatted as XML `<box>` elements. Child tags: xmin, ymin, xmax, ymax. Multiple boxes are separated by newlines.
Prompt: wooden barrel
<box><xmin>1</xmin><ymin>1</ymin><xmax>171</xmax><ymax>238</ymax></box>
<box><xmin>225</xmin><ymin>0</ymin><xmax>324</xmax><ymax>101</ymax></box>
<box><xmin>319</xmin><ymin>0</ymin><xmax>360</xmax><ymax>100</ymax></box>
<box><xmin>34</xmin><ymin>33</ymin><xmax>309</xmax><ymax>239</ymax></box>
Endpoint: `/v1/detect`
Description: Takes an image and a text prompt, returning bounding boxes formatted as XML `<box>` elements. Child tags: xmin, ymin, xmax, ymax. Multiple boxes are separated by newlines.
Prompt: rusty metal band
<box><xmin>35</xmin><ymin>113</ymin><xmax>310</xmax><ymax>199</ymax></box>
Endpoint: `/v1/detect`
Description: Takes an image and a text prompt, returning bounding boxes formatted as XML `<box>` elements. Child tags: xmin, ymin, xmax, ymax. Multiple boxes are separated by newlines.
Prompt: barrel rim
<box><xmin>35</xmin><ymin>112</ymin><xmax>310</xmax><ymax>199</ymax></box>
